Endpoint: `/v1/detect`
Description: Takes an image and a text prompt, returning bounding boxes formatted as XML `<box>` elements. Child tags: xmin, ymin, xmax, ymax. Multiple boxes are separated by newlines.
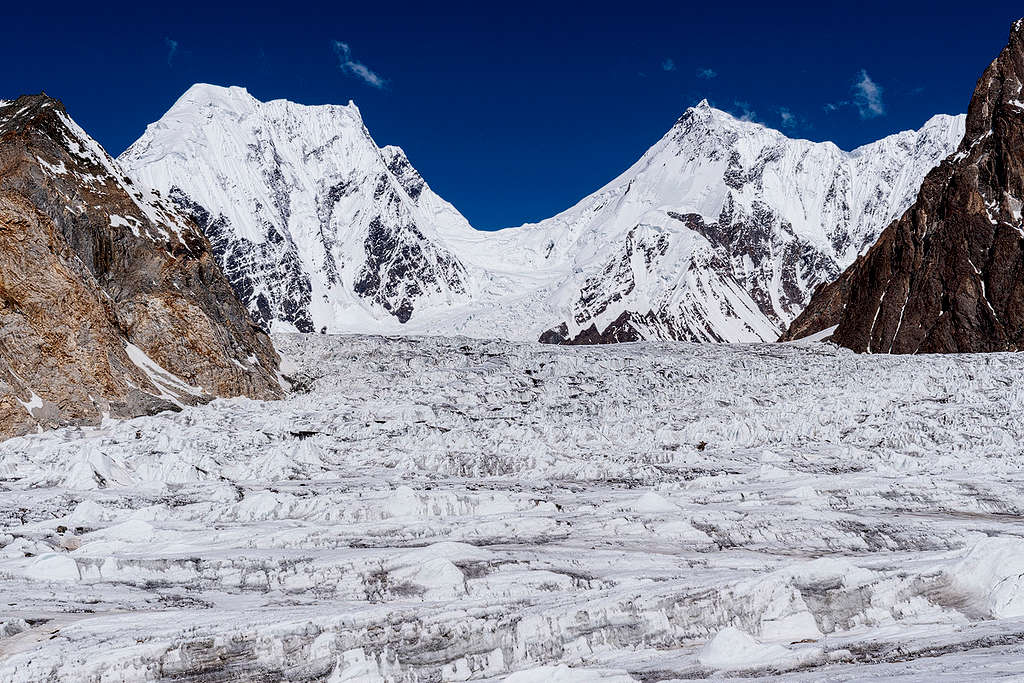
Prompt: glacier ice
<box><xmin>2</xmin><ymin>333</ymin><xmax>1024</xmax><ymax>679</ymax></box>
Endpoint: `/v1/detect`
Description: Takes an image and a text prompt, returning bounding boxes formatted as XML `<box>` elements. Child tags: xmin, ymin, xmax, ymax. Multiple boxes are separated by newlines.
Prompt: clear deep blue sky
<box><xmin>5</xmin><ymin>1</ymin><xmax>1023</xmax><ymax>228</ymax></box>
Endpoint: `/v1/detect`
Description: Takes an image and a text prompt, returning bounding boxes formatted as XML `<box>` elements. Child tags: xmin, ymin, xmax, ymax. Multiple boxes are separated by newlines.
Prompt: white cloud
<box><xmin>164</xmin><ymin>38</ymin><xmax>178</xmax><ymax>67</ymax></box>
<box><xmin>696</xmin><ymin>68</ymin><xmax>717</xmax><ymax>80</ymax></box>
<box><xmin>853</xmin><ymin>69</ymin><xmax>885</xmax><ymax>118</ymax></box>
<box><xmin>332</xmin><ymin>41</ymin><xmax>387</xmax><ymax>89</ymax></box>
<box><xmin>662</xmin><ymin>58</ymin><xmax>676</xmax><ymax>72</ymax></box>
<box><xmin>778</xmin><ymin>107</ymin><xmax>796</xmax><ymax>128</ymax></box>
<box><xmin>733</xmin><ymin>100</ymin><xmax>759</xmax><ymax>123</ymax></box>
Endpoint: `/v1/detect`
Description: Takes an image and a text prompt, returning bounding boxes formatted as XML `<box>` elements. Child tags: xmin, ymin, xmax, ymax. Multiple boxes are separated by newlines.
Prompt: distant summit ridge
<box><xmin>120</xmin><ymin>84</ymin><xmax>965</xmax><ymax>344</ymax></box>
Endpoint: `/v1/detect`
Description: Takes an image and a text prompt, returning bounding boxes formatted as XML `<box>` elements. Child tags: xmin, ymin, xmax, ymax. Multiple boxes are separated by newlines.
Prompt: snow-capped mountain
<box><xmin>530</xmin><ymin>102</ymin><xmax>967</xmax><ymax>343</ymax></box>
<box><xmin>120</xmin><ymin>85</ymin><xmax>965</xmax><ymax>342</ymax></box>
<box><xmin>121</xmin><ymin>85</ymin><xmax>479</xmax><ymax>334</ymax></box>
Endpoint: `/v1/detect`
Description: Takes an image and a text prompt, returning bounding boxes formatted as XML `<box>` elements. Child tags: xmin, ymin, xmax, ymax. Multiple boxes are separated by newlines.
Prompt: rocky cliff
<box><xmin>0</xmin><ymin>94</ymin><xmax>282</xmax><ymax>439</ymax></box>
<box><xmin>782</xmin><ymin>19</ymin><xmax>1024</xmax><ymax>353</ymax></box>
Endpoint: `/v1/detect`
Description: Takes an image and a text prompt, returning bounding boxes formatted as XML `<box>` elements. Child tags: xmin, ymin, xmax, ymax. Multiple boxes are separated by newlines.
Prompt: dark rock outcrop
<box><xmin>543</xmin><ymin>310</ymin><xmax>674</xmax><ymax>345</ymax></box>
<box><xmin>169</xmin><ymin>186</ymin><xmax>317</xmax><ymax>333</ymax></box>
<box><xmin>0</xmin><ymin>94</ymin><xmax>282</xmax><ymax>439</ymax></box>
<box><xmin>782</xmin><ymin>19</ymin><xmax>1024</xmax><ymax>353</ymax></box>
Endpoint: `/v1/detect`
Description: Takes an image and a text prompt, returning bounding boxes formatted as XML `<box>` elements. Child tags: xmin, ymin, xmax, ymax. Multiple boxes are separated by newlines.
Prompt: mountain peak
<box><xmin>673</xmin><ymin>99</ymin><xmax>724</xmax><ymax>130</ymax></box>
<box><xmin>0</xmin><ymin>94</ymin><xmax>68</xmax><ymax>137</ymax></box>
<box><xmin>3</xmin><ymin>92</ymin><xmax>65</xmax><ymax>110</ymax></box>
<box><xmin>183</xmin><ymin>83</ymin><xmax>252</xmax><ymax>98</ymax></box>
<box><xmin>120</xmin><ymin>79</ymin><xmax>964</xmax><ymax>346</ymax></box>
<box><xmin>962</xmin><ymin>17</ymin><xmax>1024</xmax><ymax>142</ymax></box>
<box><xmin>174</xmin><ymin>84</ymin><xmax>258</xmax><ymax>115</ymax></box>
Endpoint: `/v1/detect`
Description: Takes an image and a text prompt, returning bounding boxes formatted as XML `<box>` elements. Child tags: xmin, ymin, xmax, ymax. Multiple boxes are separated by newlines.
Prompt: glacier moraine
<box><xmin>3</xmin><ymin>334</ymin><xmax>1024</xmax><ymax>680</ymax></box>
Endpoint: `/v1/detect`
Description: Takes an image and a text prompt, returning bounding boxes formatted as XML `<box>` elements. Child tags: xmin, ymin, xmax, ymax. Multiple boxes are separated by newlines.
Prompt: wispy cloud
<box><xmin>733</xmin><ymin>100</ymin><xmax>759</xmax><ymax>123</ymax></box>
<box><xmin>822</xmin><ymin>69</ymin><xmax>885</xmax><ymax>119</ymax></box>
<box><xmin>164</xmin><ymin>37</ymin><xmax>178</xmax><ymax>67</ymax></box>
<box><xmin>853</xmin><ymin>70</ymin><xmax>885</xmax><ymax>118</ymax></box>
<box><xmin>778</xmin><ymin>107</ymin><xmax>796</xmax><ymax>129</ymax></box>
<box><xmin>696</xmin><ymin>68</ymin><xmax>717</xmax><ymax>80</ymax></box>
<box><xmin>332</xmin><ymin>40</ymin><xmax>387</xmax><ymax>89</ymax></box>
<box><xmin>662</xmin><ymin>58</ymin><xmax>676</xmax><ymax>72</ymax></box>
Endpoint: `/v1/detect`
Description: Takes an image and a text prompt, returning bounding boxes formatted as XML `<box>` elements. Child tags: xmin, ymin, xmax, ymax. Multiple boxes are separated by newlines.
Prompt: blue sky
<box><xmin>5</xmin><ymin>1</ymin><xmax>1023</xmax><ymax>228</ymax></box>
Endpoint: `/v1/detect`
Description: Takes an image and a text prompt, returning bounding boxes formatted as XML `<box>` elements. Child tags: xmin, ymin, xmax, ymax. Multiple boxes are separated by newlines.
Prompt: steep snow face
<box><xmin>529</xmin><ymin>102</ymin><xmax>967</xmax><ymax>343</ymax></box>
<box><xmin>120</xmin><ymin>84</ymin><xmax>477</xmax><ymax>333</ymax></box>
<box><xmin>120</xmin><ymin>87</ymin><xmax>965</xmax><ymax>342</ymax></box>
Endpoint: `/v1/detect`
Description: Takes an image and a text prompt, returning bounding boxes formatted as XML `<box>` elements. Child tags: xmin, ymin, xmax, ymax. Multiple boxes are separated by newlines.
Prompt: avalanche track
<box><xmin>2</xmin><ymin>334</ymin><xmax>1024</xmax><ymax>681</ymax></box>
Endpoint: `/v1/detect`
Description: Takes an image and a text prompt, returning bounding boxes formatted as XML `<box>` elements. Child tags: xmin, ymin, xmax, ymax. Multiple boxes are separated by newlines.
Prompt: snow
<box><xmin>1008</xmin><ymin>193</ymin><xmax>1023</xmax><ymax>222</ymax></box>
<box><xmin>788</xmin><ymin>324</ymin><xmax>837</xmax><ymax>344</ymax></box>
<box><xmin>3</xmin><ymin>332</ymin><xmax>1024</xmax><ymax>679</ymax></box>
<box><xmin>34</xmin><ymin>156</ymin><xmax>66</xmax><ymax>176</ymax></box>
<box><xmin>108</xmin><ymin>213</ymin><xmax>142</xmax><ymax>237</ymax></box>
<box><xmin>698</xmin><ymin>627</ymin><xmax>799</xmax><ymax>670</ymax></box>
<box><xmin>14</xmin><ymin>388</ymin><xmax>43</xmax><ymax>417</ymax></box>
<box><xmin>118</xmin><ymin>86</ymin><xmax>966</xmax><ymax>344</ymax></box>
<box><xmin>946</xmin><ymin>538</ymin><xmax>1024</xmax><ymax>619</ymax></box>
<box><xmin>123</xmin><ymin>342</ymin><xmax>205</xmax><ymax>405</ymax></box>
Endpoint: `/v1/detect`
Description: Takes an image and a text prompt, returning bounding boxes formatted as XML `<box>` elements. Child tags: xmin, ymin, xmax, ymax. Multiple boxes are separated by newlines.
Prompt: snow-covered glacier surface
<box><xmin>3</xmin><ymin>334</ymin><xmax>1024</xmax><ymax>680</ymax></box>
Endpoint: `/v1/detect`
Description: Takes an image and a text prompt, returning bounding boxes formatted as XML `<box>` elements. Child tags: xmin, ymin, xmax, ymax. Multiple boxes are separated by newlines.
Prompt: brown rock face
<box><xmin>0</xmin><ymin>94</ymin><xmax>282</xmax><ymax>439</ymax></box>
<box><xmin>782</xmin><ymin>19</ymin><xmax>1024</xmax><ymax>353</ymax></box>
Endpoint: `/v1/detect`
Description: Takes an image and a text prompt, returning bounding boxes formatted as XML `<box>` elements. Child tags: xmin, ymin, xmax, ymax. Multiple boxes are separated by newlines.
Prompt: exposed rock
<box><xmin>782</xmin><ymin>19</ymin><xmax>1024</xmax><ymax>353</ymax></box>
<box><xmin>550</xmin><ymin>310</ymin><xmax>669</xmax><ymax>345</ymax></box>
<box><xmin>169</xmin><ymin>186</ymin><xmax>317</xmax><ymax>333</ymax></box>
<box><xmin>0</xmin><ymin>94</ymin><xmax>281</xmax><ymax>439</ymax></box>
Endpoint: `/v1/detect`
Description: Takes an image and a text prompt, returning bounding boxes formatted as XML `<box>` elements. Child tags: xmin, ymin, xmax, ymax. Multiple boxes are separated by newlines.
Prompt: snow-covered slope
<box><xmin>120</xmin><ymin>86</ymin><xmax>965</xmax><ymax>342</ymax></box>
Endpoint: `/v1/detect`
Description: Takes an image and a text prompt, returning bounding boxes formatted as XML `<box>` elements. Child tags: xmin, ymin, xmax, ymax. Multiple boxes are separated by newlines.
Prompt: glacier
<box><xmin>119</xmin><ymin>85</ymin><xmax>966</xmax><ymax>343</ymax></box>
<box><xmin>3</xmin><ymin>333</ymin><xmax>1024</xmax><ymax>679</ymax></box>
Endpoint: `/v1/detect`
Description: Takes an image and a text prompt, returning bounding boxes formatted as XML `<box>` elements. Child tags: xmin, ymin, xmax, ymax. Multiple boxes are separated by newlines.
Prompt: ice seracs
<box><xmin>120</xmin><ymin>84</ymin><xmax>965</xmax><ymax>343</ymax></box>
<box><xmin>5</xmin><ymin>333</ymin><xmax>1024</xmax><ymax>679</ymax></box>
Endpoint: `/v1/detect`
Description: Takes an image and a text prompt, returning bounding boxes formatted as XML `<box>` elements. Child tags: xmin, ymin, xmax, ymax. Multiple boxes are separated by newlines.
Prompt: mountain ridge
<box><xmin>119</xmin><ymin>84</ymin><xmax>966</xmax><ymax>344</ymax></box>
